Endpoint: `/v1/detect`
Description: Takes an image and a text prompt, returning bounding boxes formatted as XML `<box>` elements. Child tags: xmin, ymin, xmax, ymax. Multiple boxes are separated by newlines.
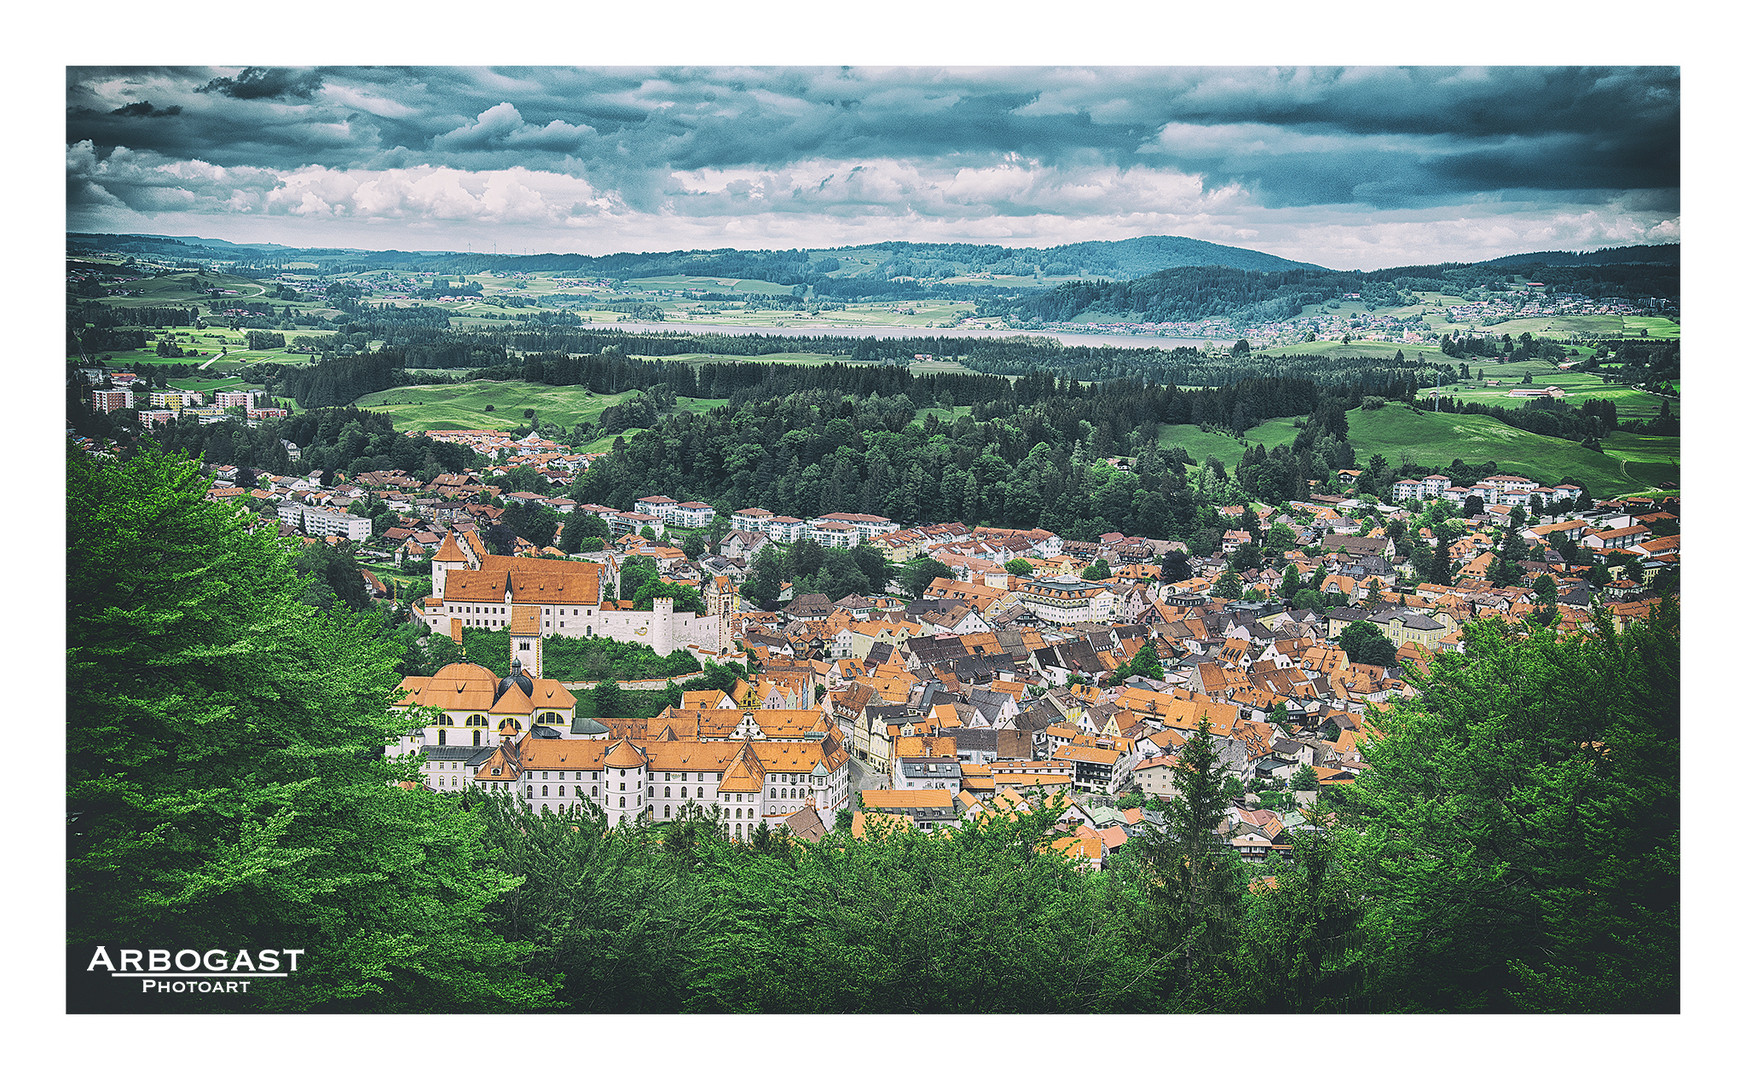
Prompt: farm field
<box><xmin>1341</xmin><ymin>402</ymin><xmax>1670</xmax><ymax>498</ymax></box>
<box><xmin>351</xmin><ymin>380</ymin><xmax>727</xmax><ymax>433</ymax></box>
<box><xmin>1252</xmin><ymin>339</ymin><xmax>1449</xmax><ymax>363</ymax></box>
<box><xmin>1162</xmin><ymin>403</ymin><xmax>1678</xmax><ymax>500</ymax></box>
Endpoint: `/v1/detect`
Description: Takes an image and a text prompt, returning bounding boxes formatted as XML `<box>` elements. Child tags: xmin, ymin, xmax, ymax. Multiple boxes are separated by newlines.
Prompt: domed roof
<box><xmin>495</xmin><ymin>656</ymin><xmax>535</xmax><ymax>705</ymax></box>
<box><xmin>433</xmin><ymin>662</ymin><xmax>498</xmax><ymax>683</ymax></box>
<box><xmin>603</xmin><ymin>739</ymin><xmax>646</xmax><ymax>769</ymax></box>
<box><xmin>571</xmin><ymin>716</ymin><xmax>609</xmax><ymax>737</ymax></box>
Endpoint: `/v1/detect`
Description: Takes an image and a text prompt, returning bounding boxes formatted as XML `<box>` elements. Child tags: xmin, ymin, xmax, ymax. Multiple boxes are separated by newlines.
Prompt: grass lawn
<box><xmin>1341</xmin><ymin>402</ymin><xmax>1673</xmax><ymax>498</ymax></box>
<box><xmin>1156</xmin><ymin>424</ymin><xmax>1254</xmax><ymax>463</ymax></box>
<box><xmin>1160</xmin><ymin>403</ymin><xmax>1678</xmax><ymax>499</ymax></box>
<box><xmin>351</xmin><ymin>381</ymin><xmax>729</xmax><ymax>434</ymax></box>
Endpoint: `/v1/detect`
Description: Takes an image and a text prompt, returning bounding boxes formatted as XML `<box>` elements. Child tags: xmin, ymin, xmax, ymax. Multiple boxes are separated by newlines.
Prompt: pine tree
<box><xmin>67</xmin><ymin>448</ymin><xmax>554</xmax><ymax>1011</ymax></box>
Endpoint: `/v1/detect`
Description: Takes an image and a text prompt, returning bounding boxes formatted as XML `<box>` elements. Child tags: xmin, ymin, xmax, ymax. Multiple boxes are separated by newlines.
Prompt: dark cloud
<box><xmin>62</xmin><ymin>66</ymin><xmax>1681</xmax><ymax>267</ymax></box>
<box><xmin>195</xmin><ymin>67</ymin><xmax>323</xmax><ymax>100</ymax></box>
<box><xmin>110</xmin><ymin>101</ymin><xmax>181</xmax><ymax>118</ymax></box>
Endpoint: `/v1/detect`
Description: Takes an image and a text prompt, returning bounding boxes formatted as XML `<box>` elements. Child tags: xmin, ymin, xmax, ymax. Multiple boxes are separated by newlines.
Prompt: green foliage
<box><xmin>459</xmin><ymin>628</ymin><xmax>701</xmax><ymax>683</ymax></box>
<box><xmin>1337</xmin><ymin>619</ymin><xmax>1398</xmax><ymax>667</ymax></box>
<box><xmin>901</xmin><ymin>557</ymin><xmax>954</xmax><ymax>599</ymax></box>
<box><xmin>1084</xmin><ymin>558</ymin><xmax>1111</xmax><ymax>580</ymax></box>
<box><xmin>1114</xmin><ymin>719</ymin><xmax>1248</xmax><ymax>1009</ymax></box>
<box><xmin>67</xmin><ymin>450</ymin><xmax>554</xmax><ymax>1011</ymax></box>
<box><xmin>1340</xmin><ymin>609</ymin><xmax>1679</xmax><ymax>1011</ymax></box>
<box><xmin>1005</xmin><ymin>558</ymin><xmax>1033</xmax><ymax>577</ymax></box>
<box><xmin>1213</xmin><ymin>569</ymin><xmax>1244</xmax><ymax>599</ymax></box>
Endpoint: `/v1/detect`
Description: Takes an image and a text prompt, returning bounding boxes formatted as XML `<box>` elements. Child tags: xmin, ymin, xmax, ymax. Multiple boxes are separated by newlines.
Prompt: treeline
<box><xmin>568</xmin><ymin>376</ymin><xmax>1360</xmax><ymax>541</ymax></box>
<box><xmin>977</xmin><ymin>260</ymin><xmax>1679</xmax><ymax>326</ymax></box>
<box><xmin>147</xmin><ymin>405</ymin><xmax>479</xmax><ymax>479</ymax></box>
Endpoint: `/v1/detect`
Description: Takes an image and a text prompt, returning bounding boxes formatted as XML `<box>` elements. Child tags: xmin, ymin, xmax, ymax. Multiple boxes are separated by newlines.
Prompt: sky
<box><xmin>65</xmin><ymin>64</ymin><xmax>1680</xmax><ymax>271</ymax></box>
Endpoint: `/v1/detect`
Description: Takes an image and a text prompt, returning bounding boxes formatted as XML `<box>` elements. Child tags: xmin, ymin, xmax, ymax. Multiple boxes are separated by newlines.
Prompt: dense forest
<box><xmin>67</xmin><ymin>449</ymin><xmax>1680</xmax><ymax>1013</ymax></box>
<box><xmin>566</xmin><ymin>377</ymin><xmax>1373</xmax><ymax>541</ymax></box>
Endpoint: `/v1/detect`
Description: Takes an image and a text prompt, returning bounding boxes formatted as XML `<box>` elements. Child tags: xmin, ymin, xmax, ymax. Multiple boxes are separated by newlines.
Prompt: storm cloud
<box><xmin>64</xmin><ymin>65</ymin><xmax>1679</xmax><ymax>269</ymax></box>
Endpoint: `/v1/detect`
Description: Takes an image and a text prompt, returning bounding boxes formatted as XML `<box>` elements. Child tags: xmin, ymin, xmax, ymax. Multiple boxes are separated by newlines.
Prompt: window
<box><xmin>542</xmin><ymin>786</ymin><xmax>548</xmax><ymax>796</ymax></box>
<box><xmin>619</xmin><ymin>797</ymin><xmax>625</xmax><ymax>808</ymax></box>
<box><xmin>680</xmin><ymin>787</ymin><xmax>687</xmax><ymax>799</ymax></box>
<box><xmin>558</xmin><ymin>786</ymin><xmax>565</xmax><ymax>797</ymax></box>
<box><xmin>664</xmin><ymin>787</ymin><xmax>670</xmax><ymax>798</ymax></box>
<box><xmin>592</xmin><ymin>786</ymin><xmax>598</xmax><ymax>796</ymax></box>
<box><xmin>525</xmin><ymin>787</ymin><xmax>532</xmax><ymax>798</ymax></box>
<box><xmin>664</xmin><ymin>806</ymin><xmax>671</xmax><ymax>818</ymax></box>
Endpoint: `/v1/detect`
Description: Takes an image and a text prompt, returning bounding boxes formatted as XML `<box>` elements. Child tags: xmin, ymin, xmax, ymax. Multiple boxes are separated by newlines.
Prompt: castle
<box><xmin>413</xmin><ymin>527</ymin><xmax>731</xmax><ymax>662</ymax></box>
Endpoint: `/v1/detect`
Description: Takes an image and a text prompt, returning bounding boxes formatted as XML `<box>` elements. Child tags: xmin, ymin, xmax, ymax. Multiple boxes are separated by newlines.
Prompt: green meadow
<box><xmin>1160</xmin><ymin>402</ymin><xmax>1677</xmax><ymax>499</ymax></box>
<box><xmin>352</xmin><ymin>380</ymin><xmax>727</xmax><ymax>433</ymax></box>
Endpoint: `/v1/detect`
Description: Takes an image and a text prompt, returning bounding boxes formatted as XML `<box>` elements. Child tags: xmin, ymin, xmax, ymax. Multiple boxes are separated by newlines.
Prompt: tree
<box><xmin>1289</xmin><ymin>764</ymin><xmax>1320</xmax><ymax>792</ymax></box>
<box><xmin>502</xmin><ymin>501</ymin><xmax>561</xmax><ymax>550</ymax></box>
<box><xmin>743</xmin><ymin>546</ymin><xmax>789</xmax><ymax>610</ymax></box>
<box><xmin>617</xmin><ymin>555</ymin><xmax>659</xmax><ymax>603</ymax></box>
<box><xmin>1280</xmin><ymin>563</ymin><xmax>1302</xmax><ymax>598</ymax></box>
<box><xmin>591</xmin><ymin>678</ymin><xmax>624</xmax><ymax>719</ymax></box>
<box><xmin>1213</xmin><ymin>569</ymin><xmax>1244</xmax><ymax>599</ymax></box>
<box><xmin>682</xmin><ymin>532</ymin><xmax>707</xmax><ymax>561</ymax></box>
<box><xmin>1083</xmin><ymin>558</ymin><xmax>1111</xmax><ymax>580</ymax></box>
<box><xmin>1339</xmin><ymin>609</ymin><xmax>1678</xmax><ymax>1011</ymax></box>
<box><xmin>1338</xmin><ymin>620</ymin><xmax>1397</xmax><ymax>667</ymax></box>
<box><xmin>1119</xmin><ymin>719</ymin><xmax>1247</xmax><ymax>1009</ymax></box>
<box><xmin>1160</xmin><ymin>549</ymin><xmax>1193</xmax><ymax>584</ymax></box>
<box><xmin>1005</xmin><ymin>558</ymin><xmax>1033</xmax><ymax>577</ymax></box>
<box><xmin>67</xmin><ymin>449</ymin><xmax>553</xmax><ymax>1011</ymax></box>
<box><xmin>900</xmin><ymin>557</ymin><xmax>953</xmax><ymax>599</ymax></box>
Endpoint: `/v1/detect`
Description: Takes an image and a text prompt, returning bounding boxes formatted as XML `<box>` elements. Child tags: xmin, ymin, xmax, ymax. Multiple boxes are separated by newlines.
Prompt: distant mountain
<box><xmin>1482</xmin><ymin>243</ymin><xmax>1679</xmax><ymax>268</ymax></box>
<box><xmin>68</xmin><ymin>231</ymin><xmax>1319</xmax><ymax>278</ymax></box>
<box><xmin>1030</xmin><ymin>234</ymin><xmax>1322</xmax><ymax>275</ymax></box>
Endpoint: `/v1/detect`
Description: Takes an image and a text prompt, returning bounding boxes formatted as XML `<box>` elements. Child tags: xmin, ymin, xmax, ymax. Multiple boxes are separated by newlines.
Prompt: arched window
<box><xmin>542</xmin><ymin>786</ymin><xmax>548</xmax><ymax>796</ymax></box>
<box><xmin>680</xmin><ymin>787</ymin><xmax>687</xmax><ymax>799</ymax></box>
<box><xmin>558</xmin><ymin>786</ymin><xmax>565</xmax><ymax>797</ymax></box>
<box><xmin>473</xmin><ymin>731</ymin><xmax>481</xmax><ymax>746</ymax></box>
<box><xmin>525</xmin><ymin>787</ymin><xmax>532</xmax><ymax>798</ymax></box>
<box><xmin>437</xmin><ymin>730</ymin><xmax>446</xmax><ymax>746</ymax></box>
<box><xmin>664</xmin><ymin>806</ymin><xmax>671</xmax><ymax>818</ymax></box>
<box><xmin>619</xmin><ymin>797</ymin><xmax>625</xmax><ymax>808</ymax></box>
<box><xmin>592</xmin><ymin>786</ymin><xmax>598</xmax><ymax>796</ymax></box>
<box><xmin>664</xmin><ymin>787</ymin><xmax>671</xmax><ymax>798</ymax></box>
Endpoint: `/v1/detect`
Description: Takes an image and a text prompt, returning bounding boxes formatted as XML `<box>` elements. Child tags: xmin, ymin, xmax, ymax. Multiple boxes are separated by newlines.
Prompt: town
<box><xmin>93</xmin><ymin>415</ymin><xmax>1673</xmax><ymax>872</ymax></box>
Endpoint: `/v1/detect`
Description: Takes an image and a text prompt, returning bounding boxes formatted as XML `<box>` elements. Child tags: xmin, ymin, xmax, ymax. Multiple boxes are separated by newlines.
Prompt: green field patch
<box><xmin>1621</xmin><ymin>316</ymin><xmax>1681</xmax><ymax>339</ymax></box>
<box><xmin>1343</xmin><ymin>402</ymin><xmax>1653</xmax><ymax>497</ymax></box>
<box><xmin>351</xmin><ymin>381</ymin><xmax>729</xmax><ymax>435</ymax></box>
<box><xmin>1156</xmin><ymin>424</ymin><xmax>1256</xmax><ymax>463</ymax></box>
<box><xmin>624</xmin><ymin>275</ymin><xmax>798</xmax><ymax>296</ymax></box>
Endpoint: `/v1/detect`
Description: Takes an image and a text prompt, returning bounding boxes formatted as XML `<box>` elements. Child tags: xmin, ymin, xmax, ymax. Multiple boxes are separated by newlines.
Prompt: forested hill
<box><xmin>1481</xmin><ymin>243</ymin><xmax>1680</xmax><ymax>268</ymax></box>
<box><xmin>67</xmin><ymin>232</ymin><xmax>1318</xmax><ymax>280</ymax></box>
<box><xmin>976</xmin><ymin>257</ymin><xmax>1681</xmax><ymax>326</ymax></box>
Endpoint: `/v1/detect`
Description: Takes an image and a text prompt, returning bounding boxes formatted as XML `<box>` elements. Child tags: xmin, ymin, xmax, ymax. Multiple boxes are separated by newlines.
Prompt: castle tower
<box><xmin>430</xmin><ymin>529</ymin><xmax>470</xmax><ymax>601</ymax></box>
<box><xmin>652</xmin><ymin>595</ymin><xmax>675</xmax><ymax>656</ymax></box>
<box><xmin>509</xmin><ymin>604</ymin><xmax>543</xmax><ymax>678</ymax></box>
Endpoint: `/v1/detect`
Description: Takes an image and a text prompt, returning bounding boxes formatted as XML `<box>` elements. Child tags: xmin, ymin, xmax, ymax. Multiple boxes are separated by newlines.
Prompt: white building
<box><xmin>414</xmin><ymin>527</ymin><xmax>730</xmax><ymax>656</ymax></box>
<box><xmin>1017</xmin><ymin>579</ymin><xmax>1116</xmax><ymax>624</ymax></box>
